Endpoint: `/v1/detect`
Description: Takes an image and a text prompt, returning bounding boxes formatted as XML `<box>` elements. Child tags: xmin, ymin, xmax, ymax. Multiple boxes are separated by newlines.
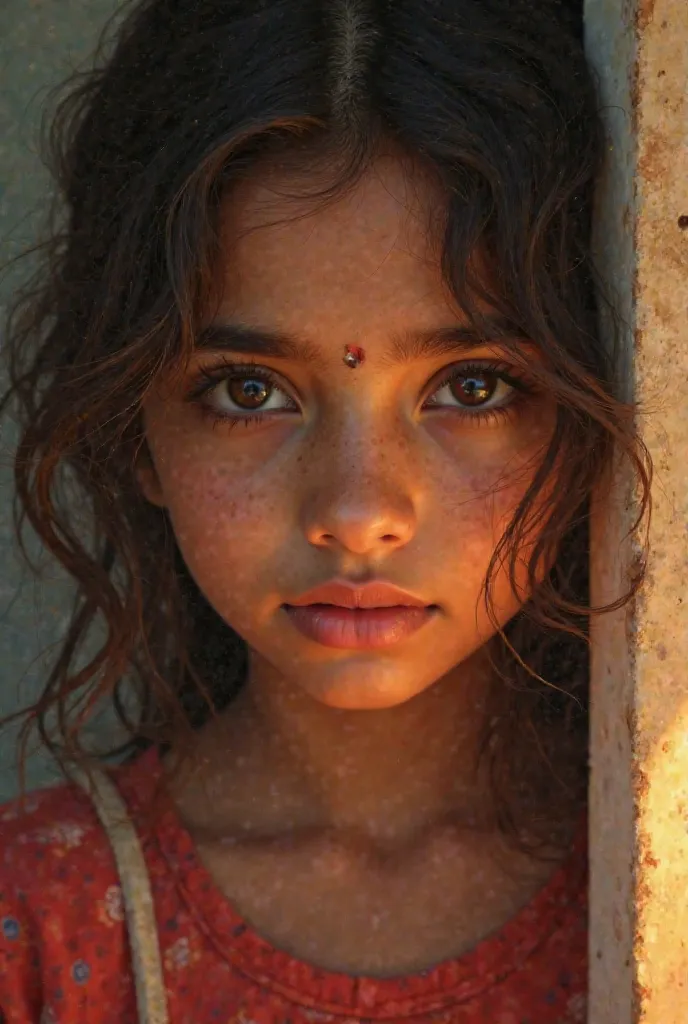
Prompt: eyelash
<box><xmin>185</xmin><ymin>359</ymin><xmax>294</xmax><ymax>431</ymax></box>
<box><xmin>184</xmin><ymin>357</ymin><xmax>534</xmax><ymax>431</ymax></box>
<box><xmin>427</xmin><ymin>361</ymin><xmax>532</xmax><ymax>425</ymax></box>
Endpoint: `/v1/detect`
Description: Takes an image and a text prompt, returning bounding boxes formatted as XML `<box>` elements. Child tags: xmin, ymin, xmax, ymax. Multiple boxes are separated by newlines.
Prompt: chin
<box><xmin>297</xmin><ymin>662</ymin><xmax>437</xmax><ymax>711</ymax></box>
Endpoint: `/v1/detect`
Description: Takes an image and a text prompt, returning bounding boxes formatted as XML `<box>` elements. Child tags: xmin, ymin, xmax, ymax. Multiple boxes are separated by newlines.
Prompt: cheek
<box><xmin>149</xmin><ymin>436</ymin><xmax>288</xmax><ymax>593</ymax></box>
<box><xmin>436</xmin><ymin>446</ymin><xmax>540</xmax><ymax>539</ymax></box>
<box><xmin>165</xmin><ymin>461</ymin><xmax>260</xmax><ymax>528</ymax></box>
<box><xmin>152</xmin><ymin>427</ymin><xmax>270</xmax><ymax>518</ymax></box>
<box><xmin>429</xmin><ymin>431</ymin><xmax>550</xmax><ymax>613</ymax></box>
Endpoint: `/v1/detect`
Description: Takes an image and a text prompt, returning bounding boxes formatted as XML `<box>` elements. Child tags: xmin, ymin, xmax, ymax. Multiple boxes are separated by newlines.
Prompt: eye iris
<box><xmin>452</xmin><ymin>372</ymin><xmax>496</xmax><ymax>406</ymax></box>
<box><xmin>228</xmin><ymin>376</ymin><xmax>270</xmax><ymax>409</ymax></box>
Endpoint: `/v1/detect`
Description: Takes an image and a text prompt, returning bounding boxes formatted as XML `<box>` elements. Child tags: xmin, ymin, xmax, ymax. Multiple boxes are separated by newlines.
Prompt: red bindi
<box><xmin>343</xmin><ymin>345</ymin><xmax>365</xmax><ymax>369</ymax></box>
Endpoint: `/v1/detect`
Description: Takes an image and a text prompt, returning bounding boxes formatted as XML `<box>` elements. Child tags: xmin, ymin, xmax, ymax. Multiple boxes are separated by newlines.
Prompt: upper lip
<box><xmin>285</xmin><ymin>580</ymin><xmax>430</xmax><ymax>609</ymax></box>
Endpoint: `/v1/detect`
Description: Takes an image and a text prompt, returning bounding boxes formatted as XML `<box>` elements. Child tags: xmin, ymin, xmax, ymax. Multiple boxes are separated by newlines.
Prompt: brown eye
<box><xmin>450</xmin><ymin>371</ymin><xmax>498</xmax><ymax>406</ymax></box>
<box><xmin>227</xmin><ymin>375</ymin><xmax>272</xmax><ymax>410</ymax></box>
<box><xmin>424</xmin><ymin>362</ymin><xmax>521</xmax><ymax>415</ymax></box>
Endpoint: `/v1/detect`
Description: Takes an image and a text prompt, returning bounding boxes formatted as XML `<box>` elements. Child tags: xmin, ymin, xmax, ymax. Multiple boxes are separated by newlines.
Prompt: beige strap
<box><xmin>70</xmin><ymin>766</ymin><xmax>170</xmax><ymax>1024</ymax></box>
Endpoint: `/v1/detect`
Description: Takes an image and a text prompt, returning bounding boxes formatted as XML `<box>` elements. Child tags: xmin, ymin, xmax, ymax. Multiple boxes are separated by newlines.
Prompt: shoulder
<box><xmin>0</xmin><ymin>748</ymin><xmax>162</xmax><ymax>899</ymax></box>
<box><xmin>0</xmin><ymin>778</ymin><xmax>131</xmax><ymax>1021</ymax></box>
<box><xmin>0</xmin><ymin>776</ymin><xmax>121</xmax><ymax>902</ymax></box>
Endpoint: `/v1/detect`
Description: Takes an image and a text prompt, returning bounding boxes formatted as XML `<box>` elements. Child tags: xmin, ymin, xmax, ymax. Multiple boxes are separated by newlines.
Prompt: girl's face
<box><xmin>140</xmin><ymin>152</ymin><xmax>554</xmax><ymax>710</ymax></box>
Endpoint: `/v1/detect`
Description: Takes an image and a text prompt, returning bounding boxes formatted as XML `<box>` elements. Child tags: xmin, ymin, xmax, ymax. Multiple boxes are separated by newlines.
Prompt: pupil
<box><xmin>229</xmin><ymin>376</ymin><xmax>270</xmax><ymax>409</ymax></box>
<box><xmin>454</xmin><ymin>373</ymin><xmax>494</xmax><ymax>406</ymax></box>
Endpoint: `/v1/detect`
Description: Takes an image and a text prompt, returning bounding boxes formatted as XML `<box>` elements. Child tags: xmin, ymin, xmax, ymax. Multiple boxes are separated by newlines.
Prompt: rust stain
<box><xmin>637</xmin><ymin>127</ymin><xmax>672</xmax><ymax>189</ymax></box>
<box><xmin>635</xmin><ymin>980</ymin><xmax>653</xmax><ymax>1003</ymax></box>
<box><xmin>636</xmin><ymin>0</ymin><xmax>658</xmax><ymax>32</ymax></box>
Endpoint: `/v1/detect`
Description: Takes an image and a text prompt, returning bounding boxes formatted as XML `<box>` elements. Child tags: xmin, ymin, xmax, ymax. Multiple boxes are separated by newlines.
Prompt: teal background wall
<box><xmin>0</xmin><ymin>0</ymin><xmax>118</xmax><ymax>801</ymax></box>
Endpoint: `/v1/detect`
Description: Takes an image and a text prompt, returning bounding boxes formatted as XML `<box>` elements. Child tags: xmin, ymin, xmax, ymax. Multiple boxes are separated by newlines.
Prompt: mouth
<box><xmin>283</xmin><ymin>580</ymin><xmax>439</xmax><ymax>649</ymax></box>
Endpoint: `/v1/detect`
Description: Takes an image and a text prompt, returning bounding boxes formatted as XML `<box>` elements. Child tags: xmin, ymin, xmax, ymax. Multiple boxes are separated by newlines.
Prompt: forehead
<box><xmin>214</xmin><ymin>153</ymin><xmax>459</xmax><ymax>333</ymax></box>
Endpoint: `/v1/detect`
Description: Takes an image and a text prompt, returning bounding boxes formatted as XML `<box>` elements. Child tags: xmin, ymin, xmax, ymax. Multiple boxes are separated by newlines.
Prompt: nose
<box><xmin>300</xmin><ymin>445</ymin><xmax>419</xmax><ymax>558</ymax></box>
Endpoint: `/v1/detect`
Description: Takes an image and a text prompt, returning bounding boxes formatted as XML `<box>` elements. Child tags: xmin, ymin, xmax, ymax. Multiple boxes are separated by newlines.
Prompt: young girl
<box><xmin>0</xmin><ymin>0</ymin><xmax>649</xmax><ymax>1021</ymax></box>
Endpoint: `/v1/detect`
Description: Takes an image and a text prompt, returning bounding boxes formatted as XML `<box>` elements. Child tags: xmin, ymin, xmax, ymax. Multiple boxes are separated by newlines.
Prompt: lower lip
<box><xmin>283</xmin><ymin>604</ymin><xmax>436</xmax><ymax>649</ymax></box>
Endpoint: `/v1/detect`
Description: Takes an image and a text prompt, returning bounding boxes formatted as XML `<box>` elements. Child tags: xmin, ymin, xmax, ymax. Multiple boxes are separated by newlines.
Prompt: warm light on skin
<box><xmin>138</xmin><ymin>151</ymin><xmax>556</xmax><ymax>713</ymax></box>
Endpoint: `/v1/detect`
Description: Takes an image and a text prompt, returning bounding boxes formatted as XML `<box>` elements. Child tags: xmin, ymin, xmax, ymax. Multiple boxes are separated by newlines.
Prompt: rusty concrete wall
<box><xmin>585</xmin><ymin>0</ymin><xmax>688</xmax><ymax>1020</ymax></box>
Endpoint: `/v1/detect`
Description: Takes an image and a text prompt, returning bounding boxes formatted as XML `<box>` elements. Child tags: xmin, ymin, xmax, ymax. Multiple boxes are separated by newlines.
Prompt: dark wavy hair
<box><xmin>1</xmin><ymin>0</ymin><xmax>650</xmax><ymax>854</ymax></box>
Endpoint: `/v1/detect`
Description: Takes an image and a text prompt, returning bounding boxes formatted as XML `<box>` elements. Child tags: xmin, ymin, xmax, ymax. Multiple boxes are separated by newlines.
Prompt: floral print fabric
<box><xmin>0</xmin><ymin>747</ymin><xmax>588</xmax><ymax>1023</ymax></box>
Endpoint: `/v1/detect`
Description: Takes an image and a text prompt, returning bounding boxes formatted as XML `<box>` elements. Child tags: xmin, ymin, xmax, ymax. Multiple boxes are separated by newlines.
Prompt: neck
<box><xmin>172</xmin><ymin>649</ymin><xmax>499</xmax><ymax>852</ymax></box>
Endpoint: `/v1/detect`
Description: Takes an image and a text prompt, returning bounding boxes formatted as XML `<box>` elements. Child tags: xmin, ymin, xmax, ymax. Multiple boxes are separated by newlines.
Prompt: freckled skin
<box><xmin>136</xmin><ymin>151</ymin><xmax>562</xmax><ymax>973</ymax></box>
<box><xmin>140</xmin><ymin>154</ymin><xmax>552</xmax><ymax>713</ymax></box>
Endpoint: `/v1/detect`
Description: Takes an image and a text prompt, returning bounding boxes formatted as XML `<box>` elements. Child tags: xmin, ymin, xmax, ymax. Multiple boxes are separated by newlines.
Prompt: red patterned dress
<box><xmin>0</xmin><ymin>746</ymin><xmax>587</xmax><ymax>1023</ymax></box>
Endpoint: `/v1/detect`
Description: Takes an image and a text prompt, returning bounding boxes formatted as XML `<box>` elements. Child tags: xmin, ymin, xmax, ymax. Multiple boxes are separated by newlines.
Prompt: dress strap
<box><xmin>70</xmin><ymin>765</ymin><xmax>170</xmax><ymax>1024</ymax></box>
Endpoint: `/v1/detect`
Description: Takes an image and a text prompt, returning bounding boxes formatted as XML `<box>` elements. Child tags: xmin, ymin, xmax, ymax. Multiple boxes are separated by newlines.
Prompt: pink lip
<box><xmin>287</xmin><ymin>580</ymin><xmax>429</xmax><ymax>610</ymax></box>
<box><xmin>284</xmin><ymin>580</ymin><xmax>437</xmax><ymax>649</ymax></box>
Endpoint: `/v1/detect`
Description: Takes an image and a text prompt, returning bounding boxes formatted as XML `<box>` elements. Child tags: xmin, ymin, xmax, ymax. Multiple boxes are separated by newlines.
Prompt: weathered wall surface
<box><xmin>586</xmin><ymin>0</ymin><xmax>688</xmax><ymax>1020</ymax></box>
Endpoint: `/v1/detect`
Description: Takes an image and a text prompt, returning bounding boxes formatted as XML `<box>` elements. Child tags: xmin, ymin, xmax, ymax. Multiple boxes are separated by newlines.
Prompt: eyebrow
<box><xmin>195</xmin><ymin>315</ymin><xmax>523</xmax><ymax>366</ymax></box>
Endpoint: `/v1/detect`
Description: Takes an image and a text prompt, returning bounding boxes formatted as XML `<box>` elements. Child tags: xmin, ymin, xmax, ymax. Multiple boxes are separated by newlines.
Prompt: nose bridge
<box><xmin>315</xmin><ymin>401</ymin><xmax>411</xmax><ymax>493</ymax></box>
<box><xmin>300</xmin><ymin>405</ymin><xmax>419</xmax><ymax>556</ymax></box>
